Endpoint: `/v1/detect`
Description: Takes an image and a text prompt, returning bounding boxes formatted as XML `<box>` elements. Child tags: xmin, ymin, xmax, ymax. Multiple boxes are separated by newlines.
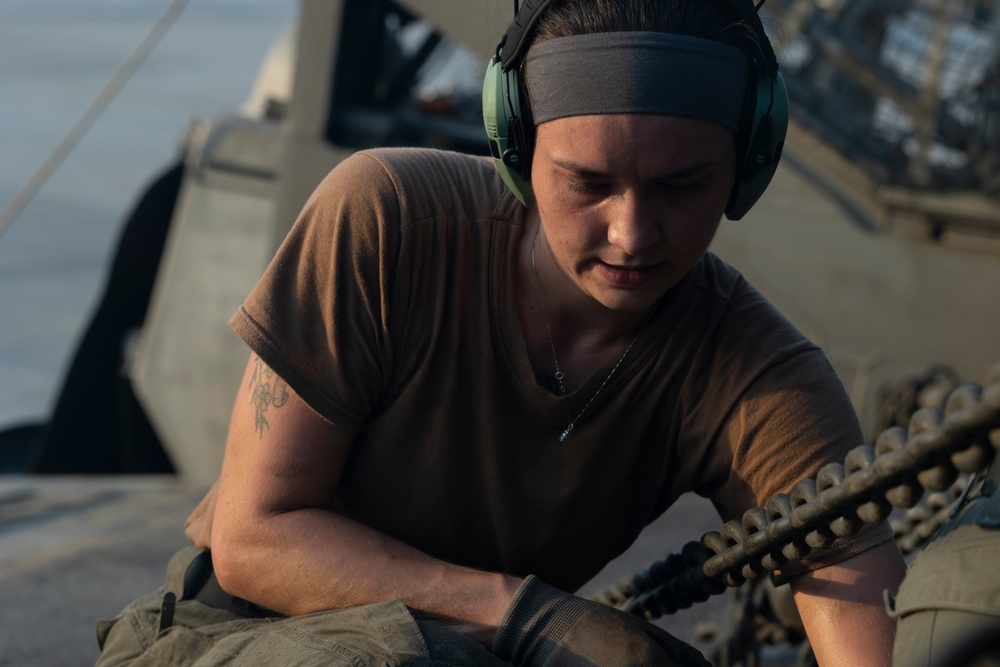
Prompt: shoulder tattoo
<box><xmin>248</xmin><ymin>355</ymin><xmax>290</xmax><ymax>438</ymax></box>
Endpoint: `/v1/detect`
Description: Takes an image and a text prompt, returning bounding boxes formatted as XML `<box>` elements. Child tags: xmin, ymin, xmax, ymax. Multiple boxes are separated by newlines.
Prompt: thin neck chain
<box><xmin>529</xmin><ymin>231</ymin><xmax>655</xmax><ymax>442</ymax></box>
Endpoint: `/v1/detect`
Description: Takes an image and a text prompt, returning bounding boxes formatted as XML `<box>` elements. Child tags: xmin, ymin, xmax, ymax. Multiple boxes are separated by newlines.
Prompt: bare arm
<box><xmin>211</xmin><ymin>354</ymin><xmax>522</xmax><ymax>646</ymax></box>
<box><xmin>790</xmin><ymin>539</ymin><xmax>906</xmax><ymax>666</ymax></box>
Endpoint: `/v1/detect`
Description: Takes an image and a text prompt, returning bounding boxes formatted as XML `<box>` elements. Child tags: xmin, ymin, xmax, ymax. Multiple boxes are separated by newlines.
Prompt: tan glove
<box><xmin>492</xmin><ymin>575</ymin><xmax>710</xmax><ymax>666</ymax></box>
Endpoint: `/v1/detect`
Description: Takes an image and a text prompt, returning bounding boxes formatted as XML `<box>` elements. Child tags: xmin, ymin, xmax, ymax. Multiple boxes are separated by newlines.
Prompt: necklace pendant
<box><xmin>559</xmin><ymin>425</ymin><xmax>573</xmax><ymax>442</ymax></box>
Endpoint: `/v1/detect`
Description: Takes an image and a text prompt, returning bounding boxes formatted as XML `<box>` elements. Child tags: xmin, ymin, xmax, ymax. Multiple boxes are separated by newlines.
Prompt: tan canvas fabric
<box><xmin>221</xmin><ymin>147</ymin><xmax>889</xmax><ymax>592</ymax></box>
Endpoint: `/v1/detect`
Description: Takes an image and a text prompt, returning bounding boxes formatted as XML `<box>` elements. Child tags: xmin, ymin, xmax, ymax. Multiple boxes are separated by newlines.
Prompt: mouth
<box><xmin>594</xmin><ymin>260</ymin><xmax>666</xmax><ymax>286</ymax></box>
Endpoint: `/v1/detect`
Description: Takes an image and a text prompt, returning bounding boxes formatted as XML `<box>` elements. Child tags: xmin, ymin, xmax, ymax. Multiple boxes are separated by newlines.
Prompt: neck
<box><xmin>517</xmin><ymin>214</ymin><xmax>655</xmax><ymax>393</ymax></box>
<box><xmin>523</xmin><ymin>212</ymin><xmax>649</xmax><ymax>345</ymax></box>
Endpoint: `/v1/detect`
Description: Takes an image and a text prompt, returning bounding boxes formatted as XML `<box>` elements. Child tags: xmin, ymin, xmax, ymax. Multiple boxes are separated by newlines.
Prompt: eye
<box><xmin>656</xmin><ymin>175</ymin><xmax>707</xmax><ymax>195</ymax></box>
<box><xmin>566</xmin><ymin>179</ymin><xmax>608</xmax><ymax>195</ymax></box>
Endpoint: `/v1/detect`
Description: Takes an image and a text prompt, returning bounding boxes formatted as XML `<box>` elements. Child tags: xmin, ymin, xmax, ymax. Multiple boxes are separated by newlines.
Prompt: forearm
<box><xmin>791</xmin><ymin>540</ymin><xmax>906</xmax><ymax>666</ymax></box>
<box><xmin>212</xmin><ymin>501</ymin><xmax>521</xmax><ymax>644</ymax></box>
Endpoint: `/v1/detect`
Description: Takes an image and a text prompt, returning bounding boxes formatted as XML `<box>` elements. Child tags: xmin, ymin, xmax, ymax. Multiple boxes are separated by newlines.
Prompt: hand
<box><xmin>420</xmin><ymin>571</ymin><xmax>523</xmax><ymax>648</ymax></box>
<box><xmin>493</xmin><ymin>575</ymin><xmax>709</xmax><ymax>666</ymax></box>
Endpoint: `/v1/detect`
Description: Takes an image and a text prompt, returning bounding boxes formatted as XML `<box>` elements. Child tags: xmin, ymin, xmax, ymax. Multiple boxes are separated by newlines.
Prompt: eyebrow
<box><xmin>549</xmin><ymin>156</ymin><xmax>721</xmax><ymax>180</ymax></box>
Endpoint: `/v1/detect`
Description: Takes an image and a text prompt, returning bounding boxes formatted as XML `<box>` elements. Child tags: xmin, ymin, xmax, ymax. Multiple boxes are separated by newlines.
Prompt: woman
<box><xmin>97</xmin><ymin>1</ymin><xmax>905</xmax><ymax>665</ymax></box>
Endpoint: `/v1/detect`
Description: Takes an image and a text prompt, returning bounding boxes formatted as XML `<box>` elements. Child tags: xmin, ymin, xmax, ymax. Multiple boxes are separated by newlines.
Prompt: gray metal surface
<box><xmin>0</xmin><ymin>477</ymin><xmax>204</xmax><ymax>667</ymax></box>
<box><xmin>713</xmin><ymin>123</ymin><xmax>1000</xmax><ymax>440</ymax></box>
<box><xmin>130</xmin><ymin>119</ymin><xmax>286</xmax><ymax>481</ymax></box>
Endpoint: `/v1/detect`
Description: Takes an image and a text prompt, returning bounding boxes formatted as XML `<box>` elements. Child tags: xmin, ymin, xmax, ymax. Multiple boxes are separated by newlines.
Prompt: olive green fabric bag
<box><xmin>889</xmin><ymin>473</ymin><xmax>1000</xmax><ymax>666</ymax></box>
<box><xmin>95</xmin><ymin>547</ymin><xmax>503</xmax><ymax>667</ymax></box>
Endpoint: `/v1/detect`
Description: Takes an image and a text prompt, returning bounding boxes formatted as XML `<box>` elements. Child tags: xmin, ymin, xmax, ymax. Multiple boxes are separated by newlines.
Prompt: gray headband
<box><xmin>523</xmin><ymin>32</ymin><xmax>749</xmax><ymax>129</ymax></box>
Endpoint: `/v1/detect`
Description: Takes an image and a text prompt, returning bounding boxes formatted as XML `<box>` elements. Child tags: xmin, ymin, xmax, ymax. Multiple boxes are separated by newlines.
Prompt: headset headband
<box><xmin>499</xmin><ymin>0</ymin><xmax>557</xmax><ymax>70</ymax></box>
<box><xmin>500</xmin><ymin>0</ymin><xmax>777</xmax><ymax>77</ymax></box>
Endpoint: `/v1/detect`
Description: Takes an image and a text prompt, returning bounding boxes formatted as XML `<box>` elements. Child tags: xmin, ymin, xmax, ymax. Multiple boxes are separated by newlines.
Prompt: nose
<box><xmin>606</xmin><ymin>193</ymin><xmax>660</xmax><ymax>256</ymax></box>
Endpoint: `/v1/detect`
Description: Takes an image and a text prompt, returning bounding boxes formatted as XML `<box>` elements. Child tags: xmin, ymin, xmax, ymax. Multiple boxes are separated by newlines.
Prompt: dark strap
<box><xmin>198</xmin><ymin>572</ymin><xmax>279</xmax><ymax>618</ymax></box>
<box><xmin>499</xmin><ymin>0</ymin><xmax>556</xmax><ymax>70</ymax></box>
<box><xmin>498</xmin><ymin>0</ymin><xmax>777</xmax><ymax>75</ymax></box>
<box><xmin>157</xmin><ymin>592</ymin><xmax>177</xmax><ymax>634</ymax></box>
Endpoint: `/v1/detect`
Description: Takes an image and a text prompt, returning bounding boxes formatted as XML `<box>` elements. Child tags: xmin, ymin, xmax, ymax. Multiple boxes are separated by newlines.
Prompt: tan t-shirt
<box><xmin>227</xmin><ymin>147</ymin><xmax>889</xmax><ymax>592</ymax></box>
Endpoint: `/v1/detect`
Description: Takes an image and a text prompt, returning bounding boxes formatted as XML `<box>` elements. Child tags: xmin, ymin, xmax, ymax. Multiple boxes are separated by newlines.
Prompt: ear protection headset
<box><xmin>481</xmin><ymin>0</ymin><xmax>788</xmax><ymax>220</ymax></box>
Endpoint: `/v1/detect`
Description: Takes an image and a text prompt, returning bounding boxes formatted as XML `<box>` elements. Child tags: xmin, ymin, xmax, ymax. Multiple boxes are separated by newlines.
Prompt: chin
<box><xmin>592</xmin><ymin>286</ymin><xmax>668</xmax><ymax>314</ymax></box>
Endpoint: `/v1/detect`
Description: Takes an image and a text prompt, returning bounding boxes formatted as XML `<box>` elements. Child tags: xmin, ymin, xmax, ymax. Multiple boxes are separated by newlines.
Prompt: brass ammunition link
<box><xmin>592</xmin><ymin>372</ymin><xmax>1000</xmax><ymax>620</ymax></box>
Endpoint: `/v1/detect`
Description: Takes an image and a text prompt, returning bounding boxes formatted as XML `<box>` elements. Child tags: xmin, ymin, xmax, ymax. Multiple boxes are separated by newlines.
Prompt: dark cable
<box><xmin>0</xmin><ymin>0</ymin><xmax>191</xmax><ymax>240</ymax></box>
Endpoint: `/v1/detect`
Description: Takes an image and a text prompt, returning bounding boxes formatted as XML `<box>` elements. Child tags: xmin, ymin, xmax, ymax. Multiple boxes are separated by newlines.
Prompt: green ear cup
<box><xmin>725</xmin><ymin>71</ymin><xmax>788</xmax><ymax>220</ymax></box>
<box><xmin>482</xmin><ymin>57</ymin><xmax>536</xmax><ymax>207</ymax></box>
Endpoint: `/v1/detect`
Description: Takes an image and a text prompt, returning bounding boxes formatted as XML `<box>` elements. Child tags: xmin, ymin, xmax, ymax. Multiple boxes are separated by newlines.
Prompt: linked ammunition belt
<box><xmin>892</xmin><ymin>476</ymin><xmax>968</xmax><ymax>555</ymax></box>
<box><xmin>591</xmin><ymin>374</ymin><xmax>1000</xmax><ymax>620</ymax></box>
